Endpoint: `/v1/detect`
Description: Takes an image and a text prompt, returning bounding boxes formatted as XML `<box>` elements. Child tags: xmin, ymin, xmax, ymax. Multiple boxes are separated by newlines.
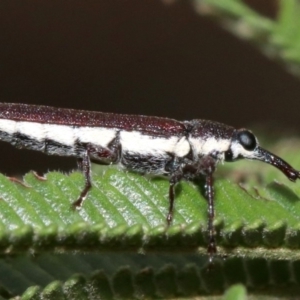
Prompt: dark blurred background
<box><xmin>1</xmin><ymin>0</ymin><xmax>300</xmax><ymax>175</ymax></box>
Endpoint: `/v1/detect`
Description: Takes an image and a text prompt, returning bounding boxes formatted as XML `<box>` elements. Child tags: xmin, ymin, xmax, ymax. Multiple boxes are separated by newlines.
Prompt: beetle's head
<box><xmin>225</xmin><ymin>128</ymin><xmax>300</xmax><ymax>182</ymax></box>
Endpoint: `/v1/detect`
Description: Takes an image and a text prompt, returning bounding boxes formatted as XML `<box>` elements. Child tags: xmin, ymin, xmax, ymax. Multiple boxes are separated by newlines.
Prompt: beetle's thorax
<box><xmin>186</xmin><ymin>119</ymin><xmax>234</xmax><ymax>162</ymax></box>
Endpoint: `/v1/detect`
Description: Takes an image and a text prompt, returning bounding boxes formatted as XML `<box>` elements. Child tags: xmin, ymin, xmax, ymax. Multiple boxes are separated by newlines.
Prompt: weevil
<box><xmin>0</xmin><ymin>103</ymin><xmax>299</xmax><ymax>262</ymax></box>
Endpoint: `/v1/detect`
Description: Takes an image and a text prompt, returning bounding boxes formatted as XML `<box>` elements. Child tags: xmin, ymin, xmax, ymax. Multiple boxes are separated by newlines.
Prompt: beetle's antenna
<box><xmin>255</xmin><ymin>147</ymin><xmax>300</xmax><ymax>182</ymax></box>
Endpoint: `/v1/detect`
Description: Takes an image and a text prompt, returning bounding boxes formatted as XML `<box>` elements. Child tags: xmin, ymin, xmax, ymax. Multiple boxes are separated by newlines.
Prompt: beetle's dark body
<box><xmin>0</xmin><ymin>103</ymin><xmax>298</xmax><ymax>263</ymax></box>
<box><xmin>0</xmin><ymin>103</ymin><xmax>234</xmax><ymax>176</ymax></box>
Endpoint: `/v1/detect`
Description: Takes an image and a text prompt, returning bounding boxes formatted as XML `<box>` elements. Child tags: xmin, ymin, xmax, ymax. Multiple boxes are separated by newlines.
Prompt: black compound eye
<box><xmin>237</xmin><ymin>130</ymin><xmax>257</xmax><ymax>151</ymax></box>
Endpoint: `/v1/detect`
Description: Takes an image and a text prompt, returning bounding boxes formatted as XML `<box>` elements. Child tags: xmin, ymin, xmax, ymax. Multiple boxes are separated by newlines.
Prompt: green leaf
<box><xmin>223</xmin><ymin>284</ymin><xmax>247</xmax><ymax>300</ymax></box>
<box><xmin>0</xmin><ymin>163</ymin><xmax>300</xmax><ymax>257</ymax></box>
<box><xmin>5</xmin><ymin>254</ymin><xmax>299</xmax><ymax>299</ymax></box>
<box><xmin>194</xmin><ymin>0</ymin><xmax>300</xmax><ymax>76</ymax></box>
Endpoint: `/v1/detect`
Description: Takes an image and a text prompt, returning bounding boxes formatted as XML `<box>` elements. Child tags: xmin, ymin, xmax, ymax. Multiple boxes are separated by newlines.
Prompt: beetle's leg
<box><xmin>77</xmin><ymin>157</ymin><xmax>83</xmax><ymax>171</ymax></box>
<box><xmin>167</xmin><ymin>171</ymin><xmax>183</xmax><ymax>225</ymax></box>
<box><xmin>72</xmin><ymin>149</ymin><xmax>92</xmax><ymax>209</ymax></box>
<box><xmin>205</xmin><ymin>172</ymin><xmax>216</xmax><ymax>263</ymax></box>
<box><xmin>72</xmin><ymin>135</ymin><xmax>121</xmax><ymax>209</ymax></box>
<box><xmin>199</xmin><ymin>155</ymin><xmax>217</xmax><ymax>263</ymax></box>
<box><xmin>164</xmin><ymin>154</ymin><xmax>184</xmax><ymax>225</ymax></box>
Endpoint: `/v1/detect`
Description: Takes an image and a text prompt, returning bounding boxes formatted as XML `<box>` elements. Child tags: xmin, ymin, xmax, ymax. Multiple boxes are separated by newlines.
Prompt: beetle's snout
<box><xmin>254</xmin><ymin>147</ymin><xmax>300</xmax><ymax>182</ymax></box>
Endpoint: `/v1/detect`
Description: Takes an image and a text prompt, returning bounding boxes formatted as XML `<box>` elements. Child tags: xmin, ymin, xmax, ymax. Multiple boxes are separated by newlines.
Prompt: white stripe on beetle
<box><xmin>120</xmin><ymin>131</ymin><xmax>190</xmax><ymax>157</ymax></box>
